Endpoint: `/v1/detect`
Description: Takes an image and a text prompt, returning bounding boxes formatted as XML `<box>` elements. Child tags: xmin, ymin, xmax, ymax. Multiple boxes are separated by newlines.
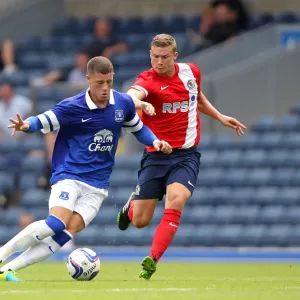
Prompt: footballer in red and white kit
<box><xmin>117</xmin><ymin>34</ymin><xmax>246</xmax><ymax>280</ymax></box>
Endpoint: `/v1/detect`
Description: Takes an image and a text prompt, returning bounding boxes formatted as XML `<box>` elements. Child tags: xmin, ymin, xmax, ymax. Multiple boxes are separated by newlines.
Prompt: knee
<box><xmin>166</xmin><ymin>194</ymin><xmax>186</xmax><ymax>211</ymax></box>
<box><xmin>132</xmin><ymin>217</ymin><xmax>152</xmax><ymax>229</ymax></box>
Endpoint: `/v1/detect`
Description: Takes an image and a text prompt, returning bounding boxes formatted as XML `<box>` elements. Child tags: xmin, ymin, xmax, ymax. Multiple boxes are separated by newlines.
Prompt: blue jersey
<box><xmin>36</xmin><ymin>89</ymin><xmax>145</xmax><ymax>189</ymax></box>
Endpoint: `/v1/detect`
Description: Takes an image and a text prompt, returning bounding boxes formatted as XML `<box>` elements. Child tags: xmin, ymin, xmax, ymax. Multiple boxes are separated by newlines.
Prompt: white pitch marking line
<box><xmin>0</xmin><ymin>288</ymin><xmax>196</xmax><ymax>294</ymax></box>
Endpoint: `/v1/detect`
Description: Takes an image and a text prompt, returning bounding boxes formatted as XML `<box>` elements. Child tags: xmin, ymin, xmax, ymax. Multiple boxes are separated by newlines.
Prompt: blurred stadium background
<box><xmin>0</xmin><ymin>0</ymin><xmax>300</xmax><ymax>262</ymax></box>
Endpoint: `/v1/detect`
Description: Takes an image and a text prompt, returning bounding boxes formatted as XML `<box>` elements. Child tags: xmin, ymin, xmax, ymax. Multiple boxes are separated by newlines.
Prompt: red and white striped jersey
<box><xmin>131</xmin><ymin>63</ymin><xmax>201</xmax><ymax>152</ymax></box>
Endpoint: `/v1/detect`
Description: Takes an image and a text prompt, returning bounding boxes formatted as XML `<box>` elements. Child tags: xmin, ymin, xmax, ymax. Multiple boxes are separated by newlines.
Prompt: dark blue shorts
<box><xmin>134</xmin><ymin>148</ymin><xmax>201</xmax><ymax>200</ymax></box>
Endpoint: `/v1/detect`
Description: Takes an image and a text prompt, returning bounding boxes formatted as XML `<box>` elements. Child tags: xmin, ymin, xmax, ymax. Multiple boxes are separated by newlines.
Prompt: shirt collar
<box><xmin>85</xmin><ymin>88</ymin><xmax>115</xmax><ymax>110</ymax></box>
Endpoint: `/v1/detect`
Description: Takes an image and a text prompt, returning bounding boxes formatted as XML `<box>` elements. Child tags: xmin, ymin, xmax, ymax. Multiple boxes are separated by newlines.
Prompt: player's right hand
<box><xmin>8</xmin><ymin>113</ymin><xmax>29</xmax><ymax>136</ymax></box>
<box><xmin>141</xmin><ymin>101</ymin><xmax>156</xmax><ymax>116</ymax></box>
<box><xmin>153</xmin><ymin>140</ymin><xmax>172</xmax><ymax>154</ymax></box>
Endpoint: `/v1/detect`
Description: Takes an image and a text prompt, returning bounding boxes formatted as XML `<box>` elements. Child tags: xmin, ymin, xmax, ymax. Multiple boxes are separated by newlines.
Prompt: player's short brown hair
<box><xmin>150</xmin><ymin>34</ymin><xmax>177</xmax><ymax>52</ymax></box>
<box><xmin>87</xmin><ymin>56</ymin><xmax>114</xmax><ymax>75</ymax></box>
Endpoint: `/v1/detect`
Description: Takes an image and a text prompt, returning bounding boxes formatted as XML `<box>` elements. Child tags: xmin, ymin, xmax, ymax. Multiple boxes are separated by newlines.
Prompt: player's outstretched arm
<box><xmin>197</xmin><ymin>92</ymin><xmax>247</xmax><ymax>136</ymax></box>
<box><xmin>8</xmin><ymin>113</ymin><xmax>43</xmax><ymax>136</ymax></box>
<box><xmin>127</xmin><ymin>88</ymin><xmax>155</xmax><ymax>116</ymax></box>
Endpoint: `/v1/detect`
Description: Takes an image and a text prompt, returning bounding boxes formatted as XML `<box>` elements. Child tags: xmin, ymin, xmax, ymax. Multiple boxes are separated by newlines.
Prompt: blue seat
<box><xmin>114</xmin><ymin>155</ymin><xmax>140</xmax><ymax>170</ymax></box>
<box><xmin>92</xmin><ymin>206</ymin><xmax>119</xmax><ymax>225</ymax></box>
<box><xmin>19</xmin><ymin>36</ymin><xmax>42</xmax><ymax>52</ymax></box>
<box><xmin>21</xmin><ymin>156</ymin><xmax>46</xmax><ymax>175</ymax></box>
<box><xmin>185</xmin><ymin>15</ymin><xmax>201</xmax><ymax>31</ymax></box>
<box><xmin>123</xmin><ymin>34</ymin><xmax>148</xmax><ymax>51</ymax></box>
<box><xmin>252</xmin><ymin>116</ymin><xmax>276</xmax><ymax>132</ymax></box>
<box><xmin>282</xmin><ymin>132</ymin><xmax>300</xmax><ymax>148</ymax></box>
<box><xmin>36</xmin><ymin>87</ymin><xmax>68</xmax><ymax>102</ymax></box>
<box><xmin>217</xmin><ymin>150</ymin><xmax>242</xmax><ymax>167</ymax></box>
<box><xmin>77</xmin><ymin>17</ymin><xmax>97</xmax><ymax>35</ymax></box>
<box><xmin>164</xmin><ymin>16</ymin><xmax>186</xmax><ymax>33</ymax></box>
<box><xmin>263</xmin><ymin>225</ymin><xmax>292</xmax><ymax>246</ymax></box>
<box><xmin>118</xmin><ymin>17</ymin><xmax>143</xmax><ymax>34</ymax></box>
<box><xmin>188</xmin><ymin>206</ymin><xmax>213</xmax><ymax>224</ymax></box>
<box><xmin>110</xmin><ymin>170</ymin><xmax>137</xmax><ymax>188</ymax></box>
<box><xmin>0</xmin><ymin>172</ymin><xmax>15</xmax><ymax>190</ymax></box>
<box><xmin>21</xmin><ymin>189</ymin><xmax>49</xmax><ymax>208</ymax></box>
<box><xmin>51</xmin><ymin>18</ymin><xmax>79</xmax><ymax>36</ymax></box>
<box><xmin>193</xmin><ymin>225</ymin><xmax>218</xmax><ymax>246</ymax></box>
<box><xmin>277</xmin><ymin>114</ymin><xmax>300</xmax><ymax>131</ymax></box>
<box><xmin>263</xmin><ymin>150</ymin><xmax>289</xmax><ymax>167</ymax></box>
<box><xmin>259</xmin><ymin>132</ymin><xmax>283</xmax><ymax>149</ymax></box>
<box><xmin>30</xmin><ymin>207</ymin><xmax>48</xmax><ymax>219</ymax></box>
<box><xmin>258</xmin><ymin>206</ymin><xmax>285</xmax><ymax>224</ymax></box>
<box><xmin>210</xmin><ymin>187</ymin><xmax>232</xmax><ymax>205</ymax></box>
<box><xmin>233</xmin><ymin>206</ymin><xmax>260</xmax><ymax>224</ymax></box>
<box><xmin>286</xmin><ymin>150</ymin><xmax>300</xmax><ymax>167</ymax></box>
<box><xmin>240</xmin><ymin>150</ymin><xmax>266</xmax><ymax>167</ymax></box>
<box><xmin>200</xmin><ymin>150</ymin><xmax>218</xmax><ymax>168</ymax></box>
<box><xmin>272</xmin><ymin>168</ymin><xmax>295</xmax><ymax>186</ymax></box>
<box><xmin>252</xmin><ymin>187</ymin><xmax>278</xmax><ymax>205</ymax></box>
<box><xmin>19</xmin><ymin>173</ymin><xmax>38</xmax><ymax>191</ymax></box>
<box><xmin>210</xmin><ymin>135</ymin><xmax>233</xmax><ymax>149</ymax></box>
<box><xmin>191</xmin><ymin>188</ymin><xmax>213</xmax><ymax>204</ymax></box>
<box><xmin>37</xmin><ymin>100</ymin><xmax>58</xmax><ymax>114</ymax></box>
<box><xmin>142</xmin><ymin>17</ymin><xmax>164</xmax><ymax>33</ymax></box>
<box><xmin>230</xmin><ymin>187</ymin><xmax>253</xmax><ymax>204</ymax></box>
<box><xmin>275</xmin><ymin>187</ymin><xmax>300</xmax><ymax>205</ymax></box>
<box><xmin>1</xmin><ymin>208</ymin><xmax>24</xmax><ymax>225</ymax></box>
<box><xmin>199</xmin><ymin>134</ymin><xmax>212</xmax><ymax>149</ymax></box>
<box><xmin>291</xmin><ymin>101</ymin><xmax>300</xmax><ymax>115</ymax></box>
<box><xmin>0</xmin><ymin>72</ymin><xmax>29</xmax><ymax>87</ymax></box>
<box><xmin>199</xmin><ymin>168</ymin><xmax>224</xmax><ymax>186</ymax></box>
<box><xmin>172</xmin><ymin>225</ymin><xmax>197</xmax><ymax>246</ymax></box>
<box><xmin>237</xmin><ymin>225</ymin><xmax>267</xmax><ymax>246</ymax></box>
<box><xmin>248</xmin><ymin>13</ymin><xmax>274</xmax><ymax>30</ymax></box>
<box><xmin>214</xmin><ymin>205</ymin><xmax>237</xmax><ymax>224</ymax></box>
<box><xmin>19</xmin><ymin>52</ymin><xmax>47</xmax><ymax>70</ymax></box>
<box><xmin>247</xmin><ymin>168</ymin><xmax>272</xmax><ymax>186</ymax></box>
<box><xmin>0</xmin><ymin>226</ymin><xmax>20</xmax><ymax>245</ymax></box>
<box><xmin>20</xmin><ymin>136</ymin><xmax>45</xmax><ymax>152</ymax></box>
<box><xmin>114</xmin><ymin>67</ymin><xmax>145</xmax><ymax>85</ymax></box>
<box><xmin>221</xmin><ymin>168</ymin><xmax>247</xmax><ymax>187</ymax></box>
<box><xmin>289</xmin><ymin>226</ymin><xmax>300</xmax><ymax>245</ymax></box>
<box><xmin>237</xmin><ymin>133</ymin><xmax>260</xmax><ymax>149</ymax></box>
<box><xmin>214</xmin><ymin>225</ymin><xmax>243</xmax><ymax>246</ymax></box>
<box><xmin>108</xmin><ymin>187</ymin><xmax>135</xmax><ymax>206</ymax></box>
<box><xmin>283</xmin><ymin>206</ymin><xmax>300</xmax><ymax>224</ymax></box>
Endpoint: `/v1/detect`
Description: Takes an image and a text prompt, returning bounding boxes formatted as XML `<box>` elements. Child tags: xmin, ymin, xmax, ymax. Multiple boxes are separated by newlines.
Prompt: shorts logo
<box><xmin>115</xmin><ymin>110</ymin><xmax>124</xmax><ymax>122</ymax></box>
<box><xmin>59</xmin><ymin>191</ymin><xmax>69</xmax><ymax>200</ymax></box>
<box><xmin>135</xmin><ymin>185</ymin><xmax>140</xmax><ymax>196</ymax></box>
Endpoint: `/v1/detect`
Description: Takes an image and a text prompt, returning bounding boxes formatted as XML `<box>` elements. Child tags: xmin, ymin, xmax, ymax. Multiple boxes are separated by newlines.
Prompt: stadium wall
<box><xmin>0</xmin><ymin>0</ymin><xmax>64</xmax><ymax>43</ymax></box>
<box><xmin>64</xmin><ymin>0</ymin><xmax>300</xmax><ymax>17</ymax></box>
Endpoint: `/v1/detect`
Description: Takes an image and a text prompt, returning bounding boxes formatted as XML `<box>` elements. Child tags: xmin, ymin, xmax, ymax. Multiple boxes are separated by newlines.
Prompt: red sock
<box><xmin>150</xmin><ymin>209</ymin><xmax>181</xmax><ymax>262</ymax></box>
<box><xmin>128</xmin><ymin>200</ymin><xmax>135</xmax><ymax>221</ymax></box>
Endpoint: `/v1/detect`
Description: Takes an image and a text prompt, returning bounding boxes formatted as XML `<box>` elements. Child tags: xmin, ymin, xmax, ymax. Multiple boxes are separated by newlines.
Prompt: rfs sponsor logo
<box><xmin>88</xmin><ymin>129</ymin><xmax>113</xmax><ymax>152</ymax></box>
<box><xmin>162</xmin><ymin>95</ymin><xmax>197</xmax><ymax>113</ymax></box>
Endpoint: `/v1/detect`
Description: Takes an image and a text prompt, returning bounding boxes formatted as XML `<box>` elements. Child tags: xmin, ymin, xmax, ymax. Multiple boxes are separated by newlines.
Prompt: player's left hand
<box><xmin>141</xmin><ymin>101</ymin><xmax>156</xmax><ymax>116</ymax></box>
<box><xmin>153</xmin><ymin>140</ymin><xmax>172</xmax><ymax>154</ymax></box>
<box><xmin>219</xmin><ymin>115</ymin><xmax>247</xmax><ymax>136</ymax></box>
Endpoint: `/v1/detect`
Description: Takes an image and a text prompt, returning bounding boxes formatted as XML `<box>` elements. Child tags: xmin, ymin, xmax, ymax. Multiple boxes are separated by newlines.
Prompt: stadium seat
<box><xmin>0</xmin><ymin>226</ymin><xmax>20</xmax><ymax>245</ymax></box>
<box><xmin>233</xmin><ymin>205</ymin><xmax>260</xmax><ymax>225</ymax></box>
<box><xmin>259</xmin><ymin>132</ymin><xmax>283</xmax><ymax>149</ymax></box>
<box><xmin>262</xmin><ymin>225</ymin><xmax>292</xmax><ymax>246</ymax></box>
<box><xmin>275</xmin><ymin>12</ymin><xmax>298</xmax><ymax>23</ymax></box>
<box><xmin>188</xmin><ymin>206</ymin><xmax>213</xmax><ymax>224</ymax></box>
<box><xmin>271</xmin><ymin>168</ymin><xmax>295</xmax><ymax>186</ymax></box>
<box><xmin>251</xmin><ymin>187</ymin><xmax>278</xmax><ymax>205</ymax></box>
<box><xmin>282</xmin><ymin>206</ymin><xmax>300</xmax><ymax>225</ymax></box>
<box><xmin>199</xmin><ymin>168</ymin><xmax>224</xmax><ymax>186</ymax></box>
<box><xmin>19</xmin><ymin>52</ymin><xmax>47</xmax><ymax>70</ymax></box>
<box><xmin>173</xmin><ymin>225</ymin><xmax>198</xmax><ymax>246</ymax></box>
<box><xmin>164</xmin><ymin>15</ymin><xmax>186</xmax><ymax>33</ymax></box>
<box><xmin>214</xmin><ymin>225</ymin><xmax>243</xmax><ymax>246</ymax></box>
<box><xmin>21</xmin><ymin>156</ymin><xmax>46</xmax><ymax>175</ymax></box>
<box><xmin>257</xmin><ymin>206</ymin><xmax>285</xmax><ymax>225</ymax></box>
<box><xmin>21</xmin><ymin>189</ymin><xmax>49</xmax><ymax>208</ymax></box>
<box><xmin>263</xmin><ymin>150</ymin><xmax>289</xmax><ymax>167</ymax></box>
<box><xmin>118</xmin><ymin>17</ymin><xmax>143</xmax><ymax>34</ymax></box>
<box><xmin>213</xmin><ymin>205</ymin><xmax>237</xmax><ymax>224</ymax></box>
<box><xmin>193</xmin><ymin>225</ymin><xmax>218</xmax><ymax>246</ymax></box>
<box><xmin>220</xmin><ymin>168</ymin><xmax>247</xmax><ymax>187</ymax></box>
<box><xmin>185</xmin><ymin>15</ymin><xmax>201</xmax><ymax>31</ymax></box>
<box><xmin>230</xmin><ymin>187</ymin><xmax>254</xmax><ymax>204</ymax></box>
<box><xmin>92</xmin><ymin>206</ymin><xmax>119</xmax><ymax>225</ymax></box>
<box><xmin>277</xmin><ymin>114</ymin><xmax>300</xmax><ymax>132</ymax></box>
<box><xmin>274</xmin><ymin>187</ymin><xmax>300</xmax><ymax>205</ymax></box>
<box><xmin>200</xmin><ymin>150</ymin><xmax>218</xmax><ymax>168</ymax></box>
<box><xmin>142</xmin><ymin>16</ymin><xmax>164</xmax><ymax>33</ymax></box>
<box><xmin>0</xmin><ymin>171</ymin><xmax>15</xmax><ymax>191</ymax></box>
<box><xmin>252</xmin><ymin>116</ymin><xmax>276</xmax><ymax>132</ymax></box>
<box><xmin>237</xmin><ymin>225</ymin><xmax>267</xmax><ymax>246</ymax></box>
<box><xmin>239</xmin><ymin>150</ymin><xmax>266</xmax><ymax>167</ymax></box>
<box><xmin>282</xmin><ymin>132</ymin><xmax>300</xmax><ymax>148</ymax></box>
<box><xmin>209</xmin><ymin>187</ymin><xmax>232</xmax><ymax>205</ymax></box>
<box><xmin>237</xmin><ymin>133</ymin><xmax>260</xmax><ymax>149</ymax></box>
<box><xmin>217</xmin><ymin>149</ymin><xmax>242</xmax><ymax>167</ymax></box>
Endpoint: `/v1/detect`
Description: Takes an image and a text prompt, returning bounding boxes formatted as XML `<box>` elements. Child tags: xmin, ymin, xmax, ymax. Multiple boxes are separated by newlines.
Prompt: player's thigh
<box><xmin>165</xmin><ymin>153</ymin><xmax>201</xmax><ymax>210</ymax></box>
<box><xmin>73</xmin><ymin>186</ymin><xmax>108</xmax><ymax>228</ymax></box>
<box><xmin>49</xmin><ymin>179</ymin><xmax>80</xmax><ymax>225</ymax></box>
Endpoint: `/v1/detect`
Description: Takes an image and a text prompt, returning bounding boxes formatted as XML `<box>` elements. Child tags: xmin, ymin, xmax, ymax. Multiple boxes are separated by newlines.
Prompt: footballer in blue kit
<box><xmin>0</xmin><ymin>56</ymin><xmax>171</xmax><ymax>282</ymax></box>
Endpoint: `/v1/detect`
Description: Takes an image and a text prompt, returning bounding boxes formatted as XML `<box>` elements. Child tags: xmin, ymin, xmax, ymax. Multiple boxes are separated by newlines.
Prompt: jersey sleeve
<box><xmin>130</xmin><ymin>73</ymin><xmax>152</xmax><ymax>98</ymax></box>
<box><xmin>36</xmin><ymin>99</ymin><xmax>71</xmax><ymax>134</ymax></box>
<box><xmin>122</xmin><ymin>94</ymin><xmax>144</xmax><ymax>133</ymax></box>
<box><xmin>188</xmin><ymin>63</ymin><xmax>201</xmax><ymax>92</ymax></box>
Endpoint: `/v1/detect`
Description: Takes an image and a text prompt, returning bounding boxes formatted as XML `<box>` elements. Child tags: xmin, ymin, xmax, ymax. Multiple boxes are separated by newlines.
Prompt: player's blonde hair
<box><xmin>150</xmin><ymin>34</ymin><xmax>177</xmax><ymax>52</ymax></box>
<box><xmin>87</xmin><ymin>56</ymin><xmax>114</xmax><ymax>75</ymax></box>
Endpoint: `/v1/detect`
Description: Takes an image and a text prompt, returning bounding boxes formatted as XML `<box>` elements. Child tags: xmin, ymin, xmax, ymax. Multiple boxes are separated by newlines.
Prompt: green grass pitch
<box><xmin>0</xmin><ymin>262</ymin><xmax>300</xmax><ymax>299</ymax></box>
